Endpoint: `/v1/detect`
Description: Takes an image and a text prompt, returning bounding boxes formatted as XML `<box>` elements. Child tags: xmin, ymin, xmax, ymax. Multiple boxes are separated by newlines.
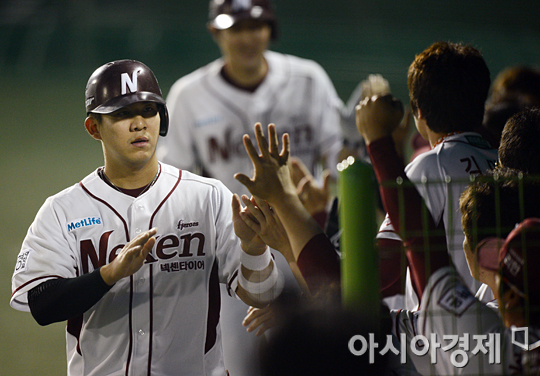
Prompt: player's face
<box><xmin>216</xmin><ymin>20</ymin><xmax>271</xmax><ymax>72</ymax></box>
<box><xmin>96</xmin><ymin>102</ymin><xmax>161</xmax><ymax>169</ymax></box>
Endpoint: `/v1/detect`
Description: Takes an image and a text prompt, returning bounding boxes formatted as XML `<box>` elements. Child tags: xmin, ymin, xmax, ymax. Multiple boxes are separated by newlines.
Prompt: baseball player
<box><xmin>10</xmin><ymin>59</ymin><xmax>283</xmax><ymax>376</ymax></box>
<box><xmin>394</xmin><ymin>249</ymin><xmax>540</xmax><ymax>375</ymax></box>
<box><xmin>356</xmin><ymin>43</ymin><xmax>498</xmax><ymax>310</ymax></box>
<box><xmin>237</xmin><ymin>124</ymin><xmax>540</xmax><ymax>375</ymax></box>
<box><xmin>156</xmin><ymin>0</ymin><xmax>343</xmax><ymax>197</ymax></box>
<box><xmin>156</xmin><ymin>1</ymin><xmax>343</xmax><ymax>374</ymax></box>
<box><xmin>393</xmin><ymin>199</ymin><xmax>540</xmax><ymax>376</ymax></box>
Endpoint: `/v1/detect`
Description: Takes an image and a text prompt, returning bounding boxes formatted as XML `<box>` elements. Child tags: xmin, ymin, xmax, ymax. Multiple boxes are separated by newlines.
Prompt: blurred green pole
<box><xmin>338</xmin><ymin>157</ymin><xmax>380</xmax><ymax>326</ymax></box>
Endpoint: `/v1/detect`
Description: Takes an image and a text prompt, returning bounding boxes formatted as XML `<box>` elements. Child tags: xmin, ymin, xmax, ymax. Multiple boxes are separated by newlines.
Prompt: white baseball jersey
<box><xmin>393</xmin><ymin>267</ymin><xmax>540</xmax><ymax>375</ymax></box>
<box><xmin>157</xmin><ymin>49</ymin><xmax>343</xmax><ymax>375</ymax></box>
<box><xmin>377</xmin><ymin>132</ymin><xmax>498</xmax><ymax>308</ymax></box>
<box><xmin>157</xmin><ymin>50</ymin><xmax>343</xmax><ymax>196</ymax></box>
<box><xmin>11</xmin><ymin>163</ymin><xmax>243</xmax><ymax>376</ymax></box>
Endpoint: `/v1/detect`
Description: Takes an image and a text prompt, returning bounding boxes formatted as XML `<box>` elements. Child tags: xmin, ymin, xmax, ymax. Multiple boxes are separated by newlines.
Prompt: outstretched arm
<box><xmin>232</xmin><ymin>192</ymin><xmax>283</xmax><ymax>307</ymax></box>
<box><xmin>100</xmin><ymin>228</ymin><xmax>157</xmax><ymax>285</ymax></box>
<box><xmin>236</xmin><ymin>194</ymin><xmax>310</xmax><ymax>294</ymax></box>
<box><xmin>356</xmin><ymin>95</ymin><xmax>449</xmax><ymax>297</ymax></box>
<box><xmin>234</xmin><ymin>123</ymin><xmax>324</xmax><ymax>259</ymax></box>
<box><xmin>29</xmin><ymin>228</ymin><xmax>158</xmax><ymax>325</ymax></box>
<box><xmin>235</xmin><ymin>123</ymin><xmax>340</xmax><ymax>295</ymax></box>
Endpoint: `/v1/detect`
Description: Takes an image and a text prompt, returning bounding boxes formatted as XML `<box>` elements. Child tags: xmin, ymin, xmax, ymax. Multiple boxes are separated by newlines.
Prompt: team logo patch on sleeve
<box><xmin>67</xmin><ymin>216</ymin><xmax>102</xmax><ymax>232</ymax></box>
<box><xmin>14</xmin><ymin>249</ymin><xmax>32</xmax><ymax>275</ymax></box>
<box><xmin>465</xmin><ymin>135</ymin><xmax>491</xmax><ymax>148</ymax></box>
<box><xmin>437</xmin><ymin>283</ymin><xmax>475</xmax><ymax>316</ymax></box>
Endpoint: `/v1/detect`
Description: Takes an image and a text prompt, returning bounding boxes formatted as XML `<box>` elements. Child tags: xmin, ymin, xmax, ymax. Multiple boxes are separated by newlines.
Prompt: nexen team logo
<box><xmin>80</xmin><ymin>230</ymin><xmax>206</xmax><ymax>274</ymax></box>
<box><xmin>177</xmin><ymin>220</ymin><xmax>199</xmax><ymax>230</ymax></box>
<box><xmin>68</xmin><ymin>217</ymin><xmax>102</xmax><ymax>232</ymax></box>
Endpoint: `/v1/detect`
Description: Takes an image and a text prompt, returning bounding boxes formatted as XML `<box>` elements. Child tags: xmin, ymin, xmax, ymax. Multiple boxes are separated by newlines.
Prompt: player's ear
<box><xmin>410</xmin><ymin>100</ymin><xmax>424</xmax><ymax>120</ymax></box>
<box><xmin>85</xmin><ymin>115</ymin><xmax>102</xmax><ymax>141</ymax></box>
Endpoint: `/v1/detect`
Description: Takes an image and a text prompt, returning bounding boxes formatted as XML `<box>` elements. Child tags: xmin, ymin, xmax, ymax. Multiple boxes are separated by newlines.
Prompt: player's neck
<box><xmin>431</xmin><ymin>131</ymin><xmax>464</xmax><ymax>147</ymax></box>
<box><xmin>103</xmin><ymin>159</ymin><xmax>160</xmax><ymax>190</ymax></box>
<box><xmin>222</xmin><ymin>59</ymin><xmax>268</xmax><ymax>89</ymax></box>
<box><xmin>480</xmin><ymin>268</ymin><xmax>499</xmax><ymax>301</ymax></box>
<box><xmin>423</xmin><ymin>127</ymin><xmax>460</xmax><ymax>148</ymax></box>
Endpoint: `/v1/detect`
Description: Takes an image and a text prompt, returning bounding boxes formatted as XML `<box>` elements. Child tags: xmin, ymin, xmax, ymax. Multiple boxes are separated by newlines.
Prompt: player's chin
<box><xmin>130</xmin><ymin>145</ymin><xmax>157</xmax><ymax>159</ymax></box>
<box><xmin>238</xmin><ymin>50</ymin><xmax>264</xmax><ymax>63</ymax></box>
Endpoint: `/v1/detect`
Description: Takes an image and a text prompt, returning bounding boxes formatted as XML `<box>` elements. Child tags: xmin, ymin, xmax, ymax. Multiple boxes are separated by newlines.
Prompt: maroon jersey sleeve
<box><xmin>377</xmin><ymin>237</ymin><xmax>407</xmax><ymax>298</ymax></box>
<box><xmin>296</xmin><ymin>233</ymin><xmax>341</xmax><ymax>296</ymax></box>
<box><xmin>367</xmin><ymin>136</ymin><xmax>449</xmax><ymax>299</ymax></box>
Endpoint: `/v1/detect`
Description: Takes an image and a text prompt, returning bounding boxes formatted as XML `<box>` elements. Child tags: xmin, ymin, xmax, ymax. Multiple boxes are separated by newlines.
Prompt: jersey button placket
<box><xmin>128</xmin><ymin>198</ymin><xmax>152</xmax><ymax>372</ymax></box>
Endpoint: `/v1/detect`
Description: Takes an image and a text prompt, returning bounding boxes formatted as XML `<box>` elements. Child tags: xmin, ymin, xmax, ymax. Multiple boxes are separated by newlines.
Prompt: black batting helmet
<box><xmin>85</xmin><ymin>60</ymin><xmax>169</xmax><ymax>136</ymax></box>
<box><xmin>208</xmin><ymin>0</ymin><xmax>277</xmax><ymax>40</ymax></box>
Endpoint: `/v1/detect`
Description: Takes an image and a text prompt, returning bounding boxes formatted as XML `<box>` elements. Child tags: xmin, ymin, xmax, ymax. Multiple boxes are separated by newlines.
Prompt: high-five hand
<box><xmin>100</xmin><ymin>228</ymin><xmax>158</xmax><ymax>286</ymax></box>
<box><xmin>234</xmin><ymin>123</ymin><xmax>295</xmax><ymax>204</ymax></box>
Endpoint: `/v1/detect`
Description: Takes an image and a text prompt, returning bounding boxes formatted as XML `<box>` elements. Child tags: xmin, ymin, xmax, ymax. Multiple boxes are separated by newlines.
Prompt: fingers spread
<box><xmin>268</xmin><ymin>123</ymin><xmax>279</xmax><ymax>156</ymax></box>
<box><xmin>234</xmin><ymin>173</ymin><xmax>253</xmax><ymax>190</ymax></box>
<box><xmin>242</xmin><ymin>134</ymin><xmax>260</xmax><ymax>164</ymax></box>
<box><xmin>280</xmin><ymin>133</ymin><xmax>290</xmax><ymax>162</ymax></box>
<box><xmin>254</xmin><ymin>123</ymin><xmax>270</xmax><ymax>158</ymax></box>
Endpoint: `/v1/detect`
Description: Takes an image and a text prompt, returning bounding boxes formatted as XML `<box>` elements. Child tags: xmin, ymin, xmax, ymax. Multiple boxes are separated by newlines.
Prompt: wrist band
<box><xmin>240</xmin><ymin>247</ymin><xmax>271</xmax><ymax>271</ymax></box>
<box><xmin>238</xmin><ymin>262</ymin><xmax>281</xmax><ymax>295</ymax></box>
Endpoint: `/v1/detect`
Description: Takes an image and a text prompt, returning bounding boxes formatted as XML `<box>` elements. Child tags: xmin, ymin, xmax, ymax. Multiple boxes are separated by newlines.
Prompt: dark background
<box><xmin>1</xmin><ymin>0</ymin><xmax>539</xmax><ymax>373</ymax></box>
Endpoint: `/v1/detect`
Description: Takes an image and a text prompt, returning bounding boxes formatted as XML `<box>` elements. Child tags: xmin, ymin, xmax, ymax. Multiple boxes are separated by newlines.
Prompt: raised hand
<box><xmin>235</xmin><ymin>122</ymin><xmax>325</xmax><ymax>263</ymax></box>
<box><xmin>234</xmin><ymin>123</ymin><xmax>295</xmax><ymax>204</ymax></box>
<box><xmin>355</xmin><ymin>94</ymin><xmax>404</xmax><ymax>145</ymax></box>
<box><xmin>289</xmin><ymin>157</ymin><xmax>331</xmax><ymax>216</ymax></box>
<box><xmin>239</xmin><ymin>195</ymin><xmax>294</xmax><ymax>262</ymax></box>
<box><xmin>239</xmin><ymin>195</ymin><xmax>310</xmax><ymax>292</ymax></box>
<box><xmin>100</xmin><ymin>228</ymin><xmax>157</xmax><ymax>286</ymax></box>
<box><xmin>231</xmin><ymin>194</ymin><xmax>267</xmax><ymax>255</ymax></box>
<box><xmin>358</xmin><ymin>74</ymin><xmax>391</xmax><ymax>99</ymax></box>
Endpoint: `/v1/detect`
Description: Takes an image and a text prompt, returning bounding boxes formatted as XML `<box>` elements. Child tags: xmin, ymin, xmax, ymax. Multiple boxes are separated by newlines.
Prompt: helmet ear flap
<box><xmin>159</xmin><ymin>105</ymin><xmax>169</xmax><ymax>136</ymax></box>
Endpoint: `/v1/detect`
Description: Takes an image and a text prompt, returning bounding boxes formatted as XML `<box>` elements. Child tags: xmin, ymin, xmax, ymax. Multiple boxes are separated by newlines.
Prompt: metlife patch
<box><xmin>14</xmin><ymin>249</ymin><xmax>32</xmax><ymax>275</ymax></box>
<box><xmin>438</xmin><ymin>282</ymin><xmax>475</xmax><ymax>316</ymax></box>
<box><xmin>67</xmin><ymin>216</ymin><xmax>102</xmax><ymax>232</ymax></box>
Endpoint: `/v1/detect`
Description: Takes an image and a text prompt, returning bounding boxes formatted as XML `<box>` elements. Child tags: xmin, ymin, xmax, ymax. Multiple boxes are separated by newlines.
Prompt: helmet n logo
<box><xmin>121</xmin><ymin>71</ymin><xmax>138</xmax><ymax>95</ymax></box>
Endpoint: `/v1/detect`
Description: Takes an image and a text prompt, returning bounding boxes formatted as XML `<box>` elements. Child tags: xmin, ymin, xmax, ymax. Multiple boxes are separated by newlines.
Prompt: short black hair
<box><xmin>499</xmin><ymin>107</ymin><xmax>540</xmax><ymax>175</ymax></box>
<box><xmin>460</xmin><ymin>168</ymin><xmax>540</xmax><ymax>252</ymax></box>
<box><xmin>408</xmin><ymin>42</ymin><xmax>491</xmax><ymax>133</ymax></box>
